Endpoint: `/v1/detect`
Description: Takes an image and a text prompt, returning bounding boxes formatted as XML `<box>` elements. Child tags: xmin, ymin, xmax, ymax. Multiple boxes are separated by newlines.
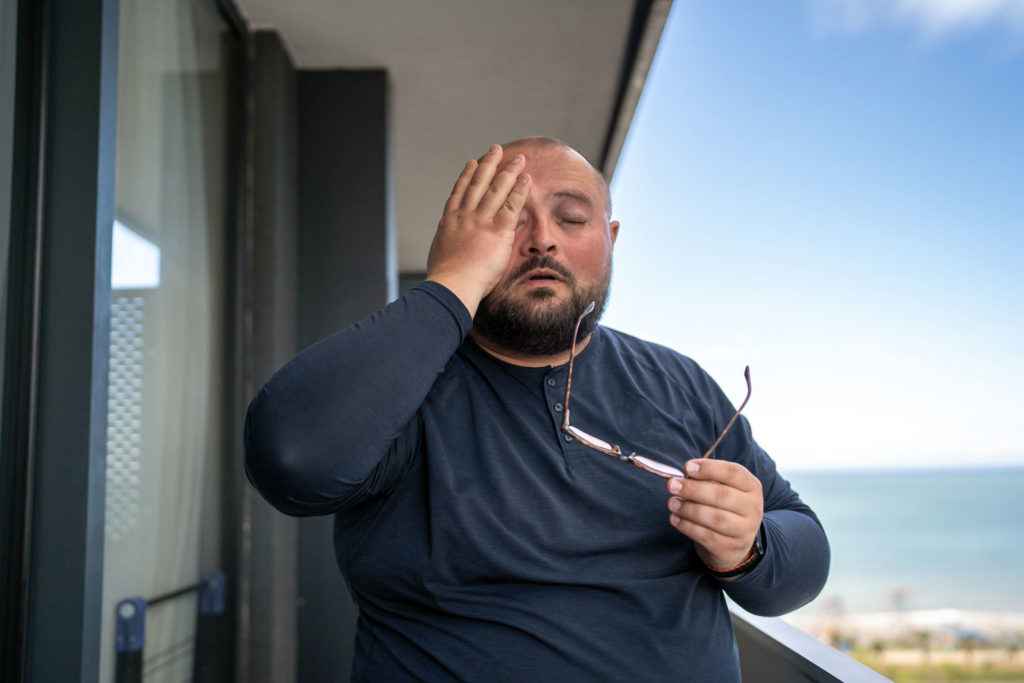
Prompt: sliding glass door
<box><xmin>101</xmin><ymin>0</ymin><xmax>233</xmax><ymax>679</ymax></box>
<box><xmin>0</xmin><ymin>0</ymin><xmax>15</xmax><ymax>425</ymax></box>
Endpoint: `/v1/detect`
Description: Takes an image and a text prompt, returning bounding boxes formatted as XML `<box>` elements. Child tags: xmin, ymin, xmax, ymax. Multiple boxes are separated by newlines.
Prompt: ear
<box><xmin>609</xmin><ymin>220</ymin><xmax>620</xmax><ymax>247</ymax></box>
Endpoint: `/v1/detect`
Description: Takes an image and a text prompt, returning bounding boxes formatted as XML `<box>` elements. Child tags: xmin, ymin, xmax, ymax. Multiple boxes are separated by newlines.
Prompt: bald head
<box><xmin>497</xmin><ymin>137</ymin><xmax>613</xmax><ymax>219</ymax></box>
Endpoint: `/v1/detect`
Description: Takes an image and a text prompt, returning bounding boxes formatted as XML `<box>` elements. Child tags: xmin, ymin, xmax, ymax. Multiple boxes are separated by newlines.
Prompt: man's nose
<box><xmin>519</xmin><ymin>214</ymin><xmax>557</xmax><ymax>255</ymax></box>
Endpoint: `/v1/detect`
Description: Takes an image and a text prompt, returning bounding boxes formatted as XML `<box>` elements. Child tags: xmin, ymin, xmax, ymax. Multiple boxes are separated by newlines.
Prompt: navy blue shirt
<box><xmin>245</xmin><ymin>282</ymin><xmax>829</xmax><ymax>681</ymax></box>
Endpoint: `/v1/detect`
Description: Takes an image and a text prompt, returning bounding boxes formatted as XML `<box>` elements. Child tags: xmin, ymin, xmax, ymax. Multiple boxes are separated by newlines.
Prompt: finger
<box><xmin>668</xmin><ymin>496</ymin><xmax>747</xmax><ymax>538</ymax></box>
<box><xmin>669</xmin><ymin>473</ymin><xmax>752</xmax><ymax>512</ymax></box>
<box><xmin>460</xmin><ymin>144</ymin><xmax>503</xmax><ymax>209</ymax></box>
<box><xmin>670</xmin><ymin>512</ymin><xmax>756</xmax><ymax>571</ymax></box>
<box><xmin>684</xmin><ymin>458</ymin><xmax>760</xmax><ymax>493</ymax></box>
<box><xmin>669</xmin><ymin>511</ymin><xmax>747</xmax><ymax>551</ymax></box>
<box><xmin>476</xmin><ymin>152</ymin><xmax>527</xmax><ymax>217</ymax></box>
<box><xmin>496</xmin><ymin>173</ymin><xmax>531</xmax><ymax>228</ymax></box>
<box><xmin>443</xmin><ymin>159</ymin><xmax>478</xmax><ymax>214</ymax></box>
<box><xmin>485</xmin><ymin>172</ymin><xmax>530</xmax><ymax>233</ymax></box>
<box><xmin>670</xmin><ymin>478</ymin><xmax>745</xmax><ymax>514</ymax></box>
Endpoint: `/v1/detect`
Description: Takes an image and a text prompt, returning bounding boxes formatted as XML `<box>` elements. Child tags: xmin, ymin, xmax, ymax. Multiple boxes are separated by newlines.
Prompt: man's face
<box><xmin>472</xmin><ymin>144</ymin><xmax>619</xmax><ymax>356</ymax></box>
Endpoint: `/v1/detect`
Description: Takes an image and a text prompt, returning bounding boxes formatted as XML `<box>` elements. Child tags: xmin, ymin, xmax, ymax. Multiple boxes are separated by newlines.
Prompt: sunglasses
<box><xmin>560</xmin><ymin>301</ymin><xmax>752</xmax><ymax>478</ymax></box>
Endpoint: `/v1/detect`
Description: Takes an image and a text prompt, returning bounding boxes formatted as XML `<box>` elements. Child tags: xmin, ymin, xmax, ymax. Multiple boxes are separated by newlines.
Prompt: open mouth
<box><xmin>522</xmin><ymin>269</ymin><xmax>564</xmax><ymax>284</ymax></box>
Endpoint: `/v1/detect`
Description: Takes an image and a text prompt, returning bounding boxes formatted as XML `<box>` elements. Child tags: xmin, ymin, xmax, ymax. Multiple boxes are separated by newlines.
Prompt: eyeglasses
<box><xmin>560</xmin><ymin>301</ymin><xmax>752</xmax><ymax>479</ymax></box>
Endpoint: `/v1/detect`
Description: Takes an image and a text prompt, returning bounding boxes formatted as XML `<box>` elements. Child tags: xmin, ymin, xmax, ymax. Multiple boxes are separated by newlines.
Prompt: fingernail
<box><xmin>511</xmin><ymin>154</ymin><xmax>523</xmax><ymax>164</ymax></box>
<box><xmin>518</xmin><ymin>174</ymin><xmax>530</xmax><ymax>184</ymax></box>
<box><xmin>669</xmin><ymin>498</ymin><xmax>681</xmax><ymax>512</ymax></box>
<box><xmin>686</xmin><ymin>461</ymin><xmax>700</xmax><ymax>475</ymax></box>
<box><xmin>669</xmin><ymin>479</ymin><xmax>682</xmax><ymax>494</ymax></box>
<box><xmin>489</xmin><ymin>144</ymin><xmax>500</xmax><ymax>154</ymax></box>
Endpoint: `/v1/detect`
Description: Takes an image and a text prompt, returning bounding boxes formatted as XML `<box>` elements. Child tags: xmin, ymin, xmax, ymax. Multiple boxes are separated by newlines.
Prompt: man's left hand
<box><xmin>666</xmin><ymin>459</ymin><xmax>763</xmax><ymax>572</ymax></box>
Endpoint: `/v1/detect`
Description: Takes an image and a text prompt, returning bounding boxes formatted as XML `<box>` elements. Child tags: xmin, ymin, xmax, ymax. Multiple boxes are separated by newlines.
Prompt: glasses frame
<box><xmin>560</xmin><ymin>301</ymin><xmax>752</xmax><ymax>479</ymax></box>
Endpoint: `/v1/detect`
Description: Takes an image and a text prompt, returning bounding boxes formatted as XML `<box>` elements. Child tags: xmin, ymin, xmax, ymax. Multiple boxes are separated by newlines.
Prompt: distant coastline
<box><xmin>784</xmin><ymin>462</ymin><xmax>1024</xmax><ymax>476</ymax></box>
<box><xmin>786</xmin><ymin>608</ymin><xmax>1024</xmax><ymax>642</ymax></box>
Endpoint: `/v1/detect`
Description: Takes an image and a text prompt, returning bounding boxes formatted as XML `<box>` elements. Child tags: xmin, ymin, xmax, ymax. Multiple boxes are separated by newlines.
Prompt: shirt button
<box><xmin>546</xmin><ymin>378</ymin><xmax>556</xmax><ymax>387</ymax></box>
<box><xmin>554</xmin><ymin>402</ymin><xmax>563</xmax><ymax>412</ymax></box>
<box><xmin>564</xmin><ymin>434</ymin><xmax>573</xmax><ymax>442</ymax></box>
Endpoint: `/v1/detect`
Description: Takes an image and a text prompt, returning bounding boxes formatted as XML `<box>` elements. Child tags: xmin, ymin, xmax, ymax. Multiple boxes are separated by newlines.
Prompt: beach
<box><xmin>778</xmin><ymin>468</ymin><xmax>1024</xmax><ymax>680</ymax></box>
<box><xmin>782</xmin><ymin>609</ymin><xmax>1024</xmax><ymax>680</ymax></box>
<box><xmin>786</xmin><ymin>607</ymin><xmax>1024</xmax><ymax>648</ymax></box>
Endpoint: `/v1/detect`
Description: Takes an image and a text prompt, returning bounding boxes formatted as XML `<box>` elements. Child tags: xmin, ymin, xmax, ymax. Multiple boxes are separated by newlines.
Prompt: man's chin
<box><xmin>473</xmin><ymin>277</ymin><xmax>607</xmax><ymax>357</ymax></box>
<box><xmin>512</xmin><ymin>283</ymin><xmax>568</xmax><ymax>303</ymax></box>
<box><xmin>523</xmin><ymin>287</ymin><xmax>561</xmax><ymax>301</ymax></box>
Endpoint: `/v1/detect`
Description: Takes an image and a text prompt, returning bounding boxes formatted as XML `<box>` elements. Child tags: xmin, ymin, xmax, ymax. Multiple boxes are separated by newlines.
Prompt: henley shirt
<box><xmin>245</xmin><ymin>281</ymin><xmax>830</xmax><ymax>682</ymax></box>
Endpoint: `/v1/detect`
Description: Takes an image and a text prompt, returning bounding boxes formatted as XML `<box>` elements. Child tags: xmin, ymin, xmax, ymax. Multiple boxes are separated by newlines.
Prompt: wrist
<box><xmin>702</xmin><ymin>523</ymin><xmax>766</xmax><ymax>579</ymax></box>
<box><xmin>425</xmin><ymin>273</ymin><xmax>487</xmax><ymax>318</ymax></box>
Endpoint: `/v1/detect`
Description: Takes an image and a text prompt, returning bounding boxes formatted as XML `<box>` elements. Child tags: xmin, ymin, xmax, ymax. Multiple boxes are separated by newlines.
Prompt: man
<box><xmin>245</xmin><ymin>137</ymin><xmax>829</xmax><ymax>681</ymax></box>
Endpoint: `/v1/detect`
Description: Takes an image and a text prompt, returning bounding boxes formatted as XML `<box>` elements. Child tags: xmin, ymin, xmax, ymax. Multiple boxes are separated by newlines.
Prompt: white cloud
<box><xmin>807</xmin><ymin>0</ymin><xmax>1024</xmax><ymax>45</ymax></box>
<box><xmin>896</xmin><ymin>0</ymin><xmax>1024</xmax><ymax>37</ymax></box>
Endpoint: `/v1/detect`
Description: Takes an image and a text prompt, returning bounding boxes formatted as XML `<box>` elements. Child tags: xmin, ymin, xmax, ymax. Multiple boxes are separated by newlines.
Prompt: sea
<box><xmin>779</xmin><ymin>467</ymin><xmax>1024</xmax><ymax>625</ymax></box>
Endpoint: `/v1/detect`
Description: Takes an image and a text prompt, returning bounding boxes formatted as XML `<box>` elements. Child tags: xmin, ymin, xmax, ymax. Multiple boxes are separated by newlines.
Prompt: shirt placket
<box><xmin>542</xmin><ymin>367</ymin><xmax>589</xmax><ymax>470</ymax></box>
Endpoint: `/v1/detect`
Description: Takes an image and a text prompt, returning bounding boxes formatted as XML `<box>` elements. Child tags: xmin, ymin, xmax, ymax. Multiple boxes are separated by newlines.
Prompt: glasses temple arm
<box><xmin>562</xmin><ymin>301</ymin><xmax>596</xmax><ymax>431</ymax></box>
<box><xmin>701</xmin><ymin>365</ymin><xmax>752</xmax><ymax>459</ymax></box>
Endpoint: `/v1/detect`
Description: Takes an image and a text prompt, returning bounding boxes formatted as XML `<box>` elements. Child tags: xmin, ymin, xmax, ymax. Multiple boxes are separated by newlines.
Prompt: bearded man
<box><xmin>244</xmin><ymin>137</ymin><xmax>830</xmax><ymax>682</ymax></box>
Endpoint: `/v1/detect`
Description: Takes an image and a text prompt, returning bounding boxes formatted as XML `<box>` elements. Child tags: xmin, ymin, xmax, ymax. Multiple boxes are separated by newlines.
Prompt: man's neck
<box><xmin>469</xmin><ymin>330</ymin><xmax>593</xmax><ymax>368</ymax></box>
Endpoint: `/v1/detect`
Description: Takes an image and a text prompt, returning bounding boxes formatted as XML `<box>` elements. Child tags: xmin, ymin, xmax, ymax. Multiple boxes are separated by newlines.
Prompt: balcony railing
<box><xmin>114</xmin><ymin>571</ymin><xmax>228</xmax><ymax>683</ymax></box>
<box><xmin>731</xmin><ymin>605</ymin><xmax>891</xmax><ymax>682</ymax></box>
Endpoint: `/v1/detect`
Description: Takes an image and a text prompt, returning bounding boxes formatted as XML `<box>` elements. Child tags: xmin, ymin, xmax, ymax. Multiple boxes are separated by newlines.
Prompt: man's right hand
<box><xmin>426</xmin><ymin>144</ymin><xmax>532</xmax><ymax>317</ymax></box>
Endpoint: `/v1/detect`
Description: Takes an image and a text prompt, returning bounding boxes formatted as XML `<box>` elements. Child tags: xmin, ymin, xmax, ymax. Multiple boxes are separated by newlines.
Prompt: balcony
<box><xmin>732</xmin><ymin>605</ymin><xmax>891</xmax><ymax>682</ymax></box>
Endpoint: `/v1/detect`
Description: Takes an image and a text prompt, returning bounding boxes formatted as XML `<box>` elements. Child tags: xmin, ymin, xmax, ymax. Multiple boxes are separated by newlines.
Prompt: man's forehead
<box><xmin>503</xmin><ymin>142</ymin><xmax>589</xmax><ymax>171</ymax></box>
<box><xmin>549</xmin><ymin>189</ymin><xmax>594</xmax><ymax>208</ymax></box>
<box><xmin>502</xmin><ymin>143</ymin><xmax>609</xmax><ymax>213</ymax></box>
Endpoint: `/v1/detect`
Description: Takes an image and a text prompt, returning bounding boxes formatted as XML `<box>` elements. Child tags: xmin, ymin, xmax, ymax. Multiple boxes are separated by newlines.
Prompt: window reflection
<box><xmin>111</xmin><ymin>220</ymin><xmax>161</xmax><ymax>290</ymax></box>
<box><xmin>101</xmin><ymin>0</ymin><xmax>230</xmax><ymax>679</ymax></box>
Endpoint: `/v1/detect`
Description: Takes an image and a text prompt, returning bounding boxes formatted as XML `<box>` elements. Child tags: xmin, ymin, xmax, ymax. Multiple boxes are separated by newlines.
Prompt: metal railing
<box><xmin>114</xmin><ymin>570</ymin><xmax>227</xmax><ymax>683</ymax></box>
<box><xmin>731</xmin><ymin>605</ymin><xmax>892</xmax><ymax>682</ymax></box>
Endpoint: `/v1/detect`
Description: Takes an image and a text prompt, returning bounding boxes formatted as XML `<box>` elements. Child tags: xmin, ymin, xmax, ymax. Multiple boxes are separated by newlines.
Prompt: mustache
<box><xmin>507</xmin><ymin>256</ymin><xmax>576</xmax><ymax>285</ymax></box>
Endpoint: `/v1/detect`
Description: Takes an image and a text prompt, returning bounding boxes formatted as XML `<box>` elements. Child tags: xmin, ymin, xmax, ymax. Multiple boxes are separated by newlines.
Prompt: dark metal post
<box><xmin>114</xmin><ymin>598</ymin><xmax>146</xmax><ymax>683</ymax></box>
<box><xmin>194</xmin><ymin>570</ymin><xmax>229</xmax><ymax>682</ymax></box>
<box><xmin>114</xmin><ymin>572</ymin><xmax>228</xmax><ymax>683</ymax></box>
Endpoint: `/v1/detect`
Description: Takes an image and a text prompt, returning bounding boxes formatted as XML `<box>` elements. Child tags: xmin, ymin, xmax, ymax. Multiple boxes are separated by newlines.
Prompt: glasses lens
<box><xmin>566</xmin><ymin>425</ymin><xmax>617</xmax><ymax>454</ymax></box>
<box><xmin>632</xmin><ymin>455</ymin><xmax>684</xmax><ymax>479</ymax></box>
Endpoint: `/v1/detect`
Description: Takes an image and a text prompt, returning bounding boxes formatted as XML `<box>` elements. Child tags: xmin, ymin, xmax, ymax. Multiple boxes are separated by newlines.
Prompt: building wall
<box><xmin>246</xmin><ymin>32</ymin><xmax>394</xmax><ymax>682</ymax></box>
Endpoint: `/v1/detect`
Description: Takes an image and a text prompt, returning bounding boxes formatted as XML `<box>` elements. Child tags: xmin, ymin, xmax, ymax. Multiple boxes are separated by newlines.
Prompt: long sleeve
<box><xmin>717</xmin><ymin>417</ymin><xmax>831</xmax><ymax>615</ymax></box>
<box><xmin>722</xmin><ymin>505</ymin><xmax>831</xmax><ymax>616</ymax></box>
<box><xmin>243</xmin><ymin>281</ymin><xmax>472</xmax><ymax>516</ymax></box>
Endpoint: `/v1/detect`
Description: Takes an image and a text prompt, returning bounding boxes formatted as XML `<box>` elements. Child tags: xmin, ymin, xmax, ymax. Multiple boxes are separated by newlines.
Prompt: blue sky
<box><xmin>604</xmin><ymin>0</ymin><xmax>1024</xmax><ymax>470</ymax></box>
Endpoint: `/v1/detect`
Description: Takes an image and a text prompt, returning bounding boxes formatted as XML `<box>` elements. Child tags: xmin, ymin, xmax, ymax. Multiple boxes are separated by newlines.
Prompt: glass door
<box><xmin>0</xmin><ymin>0</ymin><xmax>15</xmax><ymax>411</ymax></box>
<box><xmin>101</xmin><ymin>0</ymin><xmax>232</xmax><ymax>679</ymax></box>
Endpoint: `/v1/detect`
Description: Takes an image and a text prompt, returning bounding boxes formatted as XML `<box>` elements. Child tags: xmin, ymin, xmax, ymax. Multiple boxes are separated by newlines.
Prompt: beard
<box><xmin>472</xmin><ymin>255</ymin><xmax>612</xmax><ymax>357</ymax></box>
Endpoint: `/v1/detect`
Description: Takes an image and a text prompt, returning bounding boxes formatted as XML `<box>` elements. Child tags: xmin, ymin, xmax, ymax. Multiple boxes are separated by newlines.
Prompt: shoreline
<box><xmin>783</xmin><ymin>608</ymin><xmax>1024</xmax><ymax>644</ymax></box>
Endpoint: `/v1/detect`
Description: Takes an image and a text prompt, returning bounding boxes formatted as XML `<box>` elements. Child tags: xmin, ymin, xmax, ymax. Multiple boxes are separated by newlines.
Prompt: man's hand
<box><xmin>426</xmin><ymin>144</ymin><xmax>532</xmax><ymax>317</ymax></box>
<box><xmin>667</xmin><ymin>459</ymin><xmax>764</xmax><ymax>572</ymax></box>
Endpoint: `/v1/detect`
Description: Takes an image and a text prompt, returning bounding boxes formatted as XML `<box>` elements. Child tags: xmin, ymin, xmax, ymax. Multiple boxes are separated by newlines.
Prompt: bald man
<box><xmin>245</xmin><ymin>137</ymin><xmax>829</xmax><ymax>682</ymax></box>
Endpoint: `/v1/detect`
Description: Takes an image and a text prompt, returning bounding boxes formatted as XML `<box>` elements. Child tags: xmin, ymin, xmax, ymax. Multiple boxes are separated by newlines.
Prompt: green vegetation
<box><xmin>851</xmin><ymin>647</ymin><xmax>1024</xmax><ymax>682</ymax></box>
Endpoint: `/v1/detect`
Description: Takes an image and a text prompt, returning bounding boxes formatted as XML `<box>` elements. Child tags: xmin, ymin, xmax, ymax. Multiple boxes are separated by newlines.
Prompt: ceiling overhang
<box><xmin>234</xmin><ymin>0</ymin><xmax>671</xmax><ymax>272</ymax></box>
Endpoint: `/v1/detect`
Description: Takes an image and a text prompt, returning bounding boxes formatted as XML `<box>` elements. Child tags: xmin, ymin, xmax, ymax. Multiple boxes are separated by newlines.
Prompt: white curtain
<box><xmin>101</xmin><ymin>0</ymin><xmax>229</xmax><ymax>680</ymax></box>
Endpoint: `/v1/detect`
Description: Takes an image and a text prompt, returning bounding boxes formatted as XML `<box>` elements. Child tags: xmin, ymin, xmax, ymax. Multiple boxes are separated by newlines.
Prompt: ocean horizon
<box><xmin>779</xmin><ymin>465</ymin><xmax>1024</xmax><ymax>624</ymax></box>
